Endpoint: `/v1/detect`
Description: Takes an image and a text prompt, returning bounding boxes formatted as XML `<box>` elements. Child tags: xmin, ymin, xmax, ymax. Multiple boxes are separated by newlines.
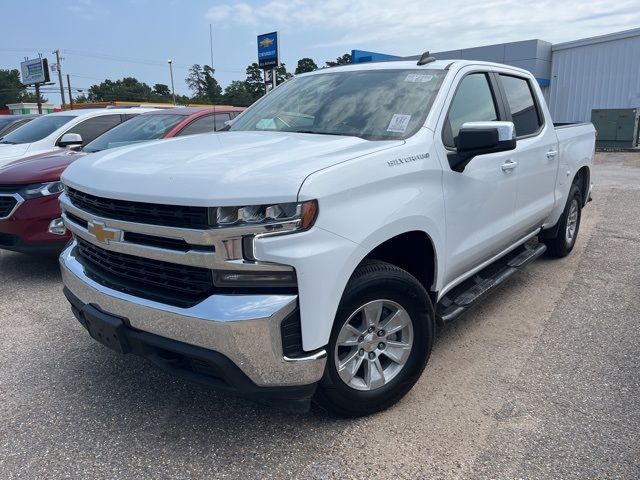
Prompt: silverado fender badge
<box><xmin>387</xmin><ymin>153</ymin><xmax>429</xmax><ymax>167</ymax></box>
<box><xmin>87</xmin><ymin>221</ymin><xmax>122</xmax><ymax>244</ymax></box>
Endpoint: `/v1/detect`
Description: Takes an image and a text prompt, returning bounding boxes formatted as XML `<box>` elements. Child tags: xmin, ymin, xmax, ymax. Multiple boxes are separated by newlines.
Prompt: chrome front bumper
<box><xmin>59</xmin><ymin>243</ymin><xmax>326</xmax><ymax>387</ymax></box>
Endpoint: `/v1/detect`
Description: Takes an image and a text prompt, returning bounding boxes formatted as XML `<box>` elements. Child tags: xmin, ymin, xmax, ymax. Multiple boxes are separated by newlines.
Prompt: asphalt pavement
<box><xmin>0</xmin><ymin>152</ymin><xmax>638</xmax><ymax>479</ymax></box>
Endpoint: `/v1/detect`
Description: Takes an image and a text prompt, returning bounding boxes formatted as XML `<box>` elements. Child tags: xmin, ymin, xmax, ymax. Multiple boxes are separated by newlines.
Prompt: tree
<box><xmin>295</xmin><ymin>58</ymin><xmax>318</xmax><ymax>74</ymax></box>
<box><xmin>87</xmin><ymin>77</ymin><xmax>153</xmax><ymax>102</ymax></box>
<box><xmin>325</xmin><ymin>53</ymin><xmax>352</xmax><ymax>67</ymax></box>
<box><xmin>152</xmin><ymin>83</ymin><xmax>171</xmax><ymax>98</ymax></box>
<box><xmin>244</xmin><ymin>63</ymin><xmax>265</xmax><ymax>99</ymax></box>
<box><xmin>21</xmin><ymin>91</ymin><xmax>48</xmax><ymax>104</ymax></box>
<box><xmin>185</xmin><ymin>64</ymin><xmax>222</xmax><ymax>104</ymax></box>
<box><xmin>0</xmin><ymin>69</ymin><xmax>25</xmax><ymax>108</ymax></box>
<box><xmin>74</xmin><ymin>94</ymin><xmax>89</xmax><ymax>103</ymax></box>
<box><xmin>223</xmin><ymin>80</ymin><xmax>255</xmax><ymax>107</ymax></box>
<box><xmin>275</xmin><ymin>64</ymin><xmax>293</xmax><ymax>84</ymax></box>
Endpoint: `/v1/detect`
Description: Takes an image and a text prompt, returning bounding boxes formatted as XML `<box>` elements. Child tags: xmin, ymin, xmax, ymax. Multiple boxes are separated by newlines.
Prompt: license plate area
<box><xmin>81</xmin><ymin>304</ymin><xmax>130</xmax><ymax>354</ymax></box>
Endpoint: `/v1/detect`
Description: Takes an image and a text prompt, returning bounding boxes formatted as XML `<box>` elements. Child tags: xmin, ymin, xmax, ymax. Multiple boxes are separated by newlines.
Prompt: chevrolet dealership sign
<box><xmin>257</xmin><ymin>31</ymin><xmax>279</xmax><ymax>69</ymax></box>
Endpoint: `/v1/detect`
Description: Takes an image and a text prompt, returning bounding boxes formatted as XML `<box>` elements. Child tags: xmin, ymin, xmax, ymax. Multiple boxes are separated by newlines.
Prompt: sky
<box><xmin>1</xmin><ymin>0</ymin><xmax>639</xmax><ymax>106</ymax></box>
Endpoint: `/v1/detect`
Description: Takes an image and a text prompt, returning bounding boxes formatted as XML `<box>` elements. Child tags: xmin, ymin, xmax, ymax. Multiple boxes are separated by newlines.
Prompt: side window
<box><xmin>65</xmin><ymin>114</ymin><xmax>123</xmax><ymax>145</ymax></box>
<box><xmin>444</xmin><ymin>73</ymin><xmax>498</xmax><ymax>148</ymax></box>
<box><xmin>214</xmin><ymin>113</ymin><xmax>231</xmax><ymax>131</ymax></box>
<box><xmin>177</xmin><ymin>115</ymin><xmax>216</xmax><ymax>136</ymax></box>
<box><xmin>499</xmin><ymin>75</ymin><xmax>542</xmax><ymax>137</ymax></box>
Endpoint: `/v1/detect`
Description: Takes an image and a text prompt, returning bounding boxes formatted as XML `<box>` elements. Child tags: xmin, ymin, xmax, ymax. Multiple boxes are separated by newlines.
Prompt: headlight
<box><xmin>213</xmin><ymin>270</ymin><xmax>297</xmax><ymax>288</ymax></box>
<box><xmin>213</xmin><ymin>200</ymin><xmax>318</xmax><ymax>232</ymax></box>
<box><xmin>20</xmin><ymin>181</ymin><xmax>64</xmax><ymax>199</ymax></box>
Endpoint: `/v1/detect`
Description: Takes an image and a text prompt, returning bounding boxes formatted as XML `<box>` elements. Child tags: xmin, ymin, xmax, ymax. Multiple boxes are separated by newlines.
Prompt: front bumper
<box><xmin>0</xmin><ymin>194</ymin><xmax>70</xmax><ymax>254</ymax></box>
<box><xmin>60</xmin><ymin>243</ymin><xmax>327</xmax><ymax>390</ymax></box>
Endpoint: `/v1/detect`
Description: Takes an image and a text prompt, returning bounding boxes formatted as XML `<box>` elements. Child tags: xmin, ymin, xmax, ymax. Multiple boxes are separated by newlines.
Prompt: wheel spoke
<box><xmin>382</xmin><ymin>341</ymin><xmax>411</xmax><ymax>364</ymax></box>
<box><xmin>337</xmin><ymin>323</ymin><xmax>361</xmax><ymax>347</ymax></box>
<box><xmin>364</xmin><ymin>358</ymin><xmax>385</xmax><ymax>389</ymax></box>
<box><xmin>337</xmin><ymin>350</ymin><xmax>363</xmax><ymax>383</ymax></box>
<box><xmin>380</xmin><ymin>309</ymin><xmax>409</xmax><ymax>335</ymax></box>
<box><xmin>363</xmin><ymin>302</ymin><xmax>384</xmax><ymax>328</ymax></box>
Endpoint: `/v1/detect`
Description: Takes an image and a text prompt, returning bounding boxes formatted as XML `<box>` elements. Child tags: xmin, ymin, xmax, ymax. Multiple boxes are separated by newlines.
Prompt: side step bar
<box><xmin>436</xmin><ymin>242</ymin><xmax>547</xmax><ymax>323</ymax></box>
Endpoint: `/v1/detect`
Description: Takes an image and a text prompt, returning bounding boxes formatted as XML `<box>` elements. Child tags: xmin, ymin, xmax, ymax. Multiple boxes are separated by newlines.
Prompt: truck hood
<box><xmin>0</xmin><ymin>150</ymin><xmax>85</xmax><ymax>185</ymax></box>
<box><xmin>62</xmin><ymin>131</ymin><xmax>403</xmax><ymax>206</ymax></box>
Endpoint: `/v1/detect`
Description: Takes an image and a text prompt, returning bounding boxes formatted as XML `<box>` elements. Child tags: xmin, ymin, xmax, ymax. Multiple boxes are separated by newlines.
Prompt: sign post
<box><xmin>257</xmin><ymin>31</ymin><xmax>279</xmax><ymax>95</ymax></box>
<box><xmin>20</xmin><ymin>57</ymin><xmax>51</xmax><ymax>114</ymax></box>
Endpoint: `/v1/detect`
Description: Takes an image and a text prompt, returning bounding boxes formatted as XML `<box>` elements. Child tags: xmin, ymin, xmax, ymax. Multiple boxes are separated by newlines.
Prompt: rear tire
<box><xmin>314</xmin><ymin>260</ymin><xmax>435</xmax><ymax>417</ymax></box>
<box><xmin>541</xmin><ymin>182</ymin><xmax>583</xmax><ymax>258</ymax></box>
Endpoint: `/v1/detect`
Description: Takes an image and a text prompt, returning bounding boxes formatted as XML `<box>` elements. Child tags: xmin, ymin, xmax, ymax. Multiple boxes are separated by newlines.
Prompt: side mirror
<box><xmin>449</xmin><ymin>121</ymin><xmax>516</xmax><ymax>172</ymax></box>
<box><xmin>58</xmin><ymin>133</ymin><xmax>83</xmax><ymax>149</ymax></box>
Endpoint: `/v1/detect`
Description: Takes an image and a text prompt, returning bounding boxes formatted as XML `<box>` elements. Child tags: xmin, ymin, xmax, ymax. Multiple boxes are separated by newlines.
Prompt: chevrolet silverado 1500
<box><xmin>58</xmin><ymin>58</ymin><xmax>595</xmax><ymax>416</ymax></box>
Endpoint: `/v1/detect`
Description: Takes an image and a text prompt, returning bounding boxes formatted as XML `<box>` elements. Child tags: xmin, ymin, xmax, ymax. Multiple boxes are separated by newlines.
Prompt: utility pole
<box><xmin>67</xmin><ymin>74</ymin><xmax>74</xmax><ymax>109</ymax></box>
<box><xmin>53</xmin><ymin>49</ymin><xmax>66</xmax><ymax>108</ymax></box>
<box><xmin>35</xmin><ymin>84</ymin><xmax>42</xmax><ymax>114</ymax></box>
<box><xmin>167</xmin><ymin>59</ymin><xmax>176</xmax><ymax>105</ymax></box>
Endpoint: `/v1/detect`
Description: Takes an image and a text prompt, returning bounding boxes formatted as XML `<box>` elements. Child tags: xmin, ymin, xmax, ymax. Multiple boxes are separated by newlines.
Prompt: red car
<box><xmin>0</xmin><ymin>106</ymin><xmax>244</xmax><ymax>254</ymax></box>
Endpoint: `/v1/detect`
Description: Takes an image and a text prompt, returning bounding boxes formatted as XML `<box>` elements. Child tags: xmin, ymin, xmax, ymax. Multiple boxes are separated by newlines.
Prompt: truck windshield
<box><xmin>83</xmin><ymin>114</ymin><xmax>185</xmax><ymax>153</ymax></box>
<box><xmin>230</xmin><ymin>69</ymin><xmax>446</xmax><ymax>140</ymax></box>
<box><xmin>0</xmin><ymin>115</ymin><xmax>74</xmax><ymax>144</ymax></box>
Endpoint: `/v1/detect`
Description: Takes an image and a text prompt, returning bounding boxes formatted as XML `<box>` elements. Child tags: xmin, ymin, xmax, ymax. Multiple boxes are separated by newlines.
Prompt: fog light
<box><xmin>48</xmin><ymin>218</ymin><xmax>67</xmax><ymax>236</ymax></box>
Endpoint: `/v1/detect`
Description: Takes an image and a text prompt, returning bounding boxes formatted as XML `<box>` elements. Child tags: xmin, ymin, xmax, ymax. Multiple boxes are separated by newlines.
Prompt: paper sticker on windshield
<box><xmin>387</xmin><ymin>114</ymin><xmax>411</xmax><ymax>133</ymax></box>
<box><xmin>405</xmin><ymin>73</ymin><xmax>433</xmax><ymax>83</ymax></box>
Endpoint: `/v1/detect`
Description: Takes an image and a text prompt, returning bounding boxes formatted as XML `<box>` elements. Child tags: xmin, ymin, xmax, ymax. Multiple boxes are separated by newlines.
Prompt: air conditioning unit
<box><xmin>591</xmin><ymin>108</ymin><xmax>640</xmax><ymax>149</ymax></box>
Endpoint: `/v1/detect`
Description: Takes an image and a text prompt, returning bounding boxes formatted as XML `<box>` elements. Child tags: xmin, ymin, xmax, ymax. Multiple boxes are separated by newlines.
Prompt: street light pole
<box><xmin>167</xmin><ymin>59</ymin><xmax>176</xmax><ymax>105</ymax></box>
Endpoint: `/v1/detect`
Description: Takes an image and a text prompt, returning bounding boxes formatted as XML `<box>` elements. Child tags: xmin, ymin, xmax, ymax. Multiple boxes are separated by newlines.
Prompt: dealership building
<box><xmin>354</xmin><ymin>27</ymin><xmax>640</xmax><ymax>124</ymax></box>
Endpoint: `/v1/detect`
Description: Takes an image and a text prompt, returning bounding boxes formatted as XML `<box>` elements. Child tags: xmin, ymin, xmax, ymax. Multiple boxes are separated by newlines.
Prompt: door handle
<box><xmin>546</xmin><ymin>150</ymin><xmax>558</xmax><ymax>159</ymax></box>
<box><xmin>501</xmin><ymin>160</ymin><xmax>518</xmax><ymax>172</ymax></box>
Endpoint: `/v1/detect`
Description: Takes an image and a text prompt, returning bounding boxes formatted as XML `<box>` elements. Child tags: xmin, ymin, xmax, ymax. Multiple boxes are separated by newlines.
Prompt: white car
<box><xmin>0</xmin><ymin>108</ymin><xmax>155</xmax><ymax>167</ymax></box>
<box><xmin>59</xmin><ymin>59</ymin><xmax>595</xmax><ymax>416</ymax></box>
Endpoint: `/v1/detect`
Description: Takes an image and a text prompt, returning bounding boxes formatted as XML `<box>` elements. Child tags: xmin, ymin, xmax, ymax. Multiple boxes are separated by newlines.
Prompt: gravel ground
<box><xmin>0</xmin><ymin>152</ymin><xmax>638</xmax><ymax>479</ymax></box>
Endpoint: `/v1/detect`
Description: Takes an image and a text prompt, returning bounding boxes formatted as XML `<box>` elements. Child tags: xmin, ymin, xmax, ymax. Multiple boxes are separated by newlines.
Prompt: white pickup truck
<box><xmin>59</xmin><ymin>58</ymin><xmax>594</xmax><ymax>416</ymax></box>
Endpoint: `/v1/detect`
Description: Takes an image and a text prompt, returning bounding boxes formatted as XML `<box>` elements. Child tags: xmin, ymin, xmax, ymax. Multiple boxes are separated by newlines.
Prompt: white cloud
<box><xmin>205</xmin><ymin>0</ymin><xmax>640</xmax><ymax>52</ymax></box>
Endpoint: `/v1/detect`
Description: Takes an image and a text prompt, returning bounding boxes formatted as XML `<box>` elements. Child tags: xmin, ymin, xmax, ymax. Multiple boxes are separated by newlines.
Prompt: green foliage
<box><xmin>87</xmin><ymin>77</ymin><xmax>153</xmax><ymax>102</ymax></box>
<box><xmin>152</xmin><ymin>83</ymin><xmax>171</xmax><ymax>98</ymax></box>
<box><xmin>295</xmin><ymin>58</ymin><xmax>318</xmax><ymax>74</ymax></box>
<box><xmin>185</xmin><ymin>64</ymin><xmax>222</xmax><ymax>104</ymax></box>
<box><xmin>244</xmin><ymin>62</ymin><xmax>265</xmax><ymax>99</ymax></box>
<box><xmin>21</xmin><ymin>91</ymin><xmax>48</xmax><ymax>103</ymax></box>
<box><xmin>276</xmin><ymin>64</ymin><xmax>293</xmax><ymax>84</ymax></box>
<box><xmin>325</xmin><ymin>53</ymin><xmax>352</xmax><ymax>67</ymax></box>
<box><xmin>223</xmin><ymin>80</ymin><xmax>255</xmax><ymax>107</ymax></box>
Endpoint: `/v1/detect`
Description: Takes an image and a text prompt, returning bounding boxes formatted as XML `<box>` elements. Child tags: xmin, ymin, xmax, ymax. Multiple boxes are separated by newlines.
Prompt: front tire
<box><xmin>541</xmin><ymin>182</ymin><xmax>583</xmax><ymax>257</ymax></box>
<box><xmin>314</xmin><ymin>260</ymin><xmax>435</xmax><ymax>417</ymax></box>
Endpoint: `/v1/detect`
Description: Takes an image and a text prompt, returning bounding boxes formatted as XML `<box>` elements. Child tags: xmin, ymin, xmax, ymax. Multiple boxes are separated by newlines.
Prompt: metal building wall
<box><xmin>548</xmin><ymin>29</ymin><xmax>640</xmax><ymax>123</ymax></box>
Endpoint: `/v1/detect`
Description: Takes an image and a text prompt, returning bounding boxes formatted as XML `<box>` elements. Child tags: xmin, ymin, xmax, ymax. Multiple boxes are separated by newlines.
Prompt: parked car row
<box><xmin>0</xmin><ymin>106</ymin><xmax>244</xmax><ymax>254</ymax></box>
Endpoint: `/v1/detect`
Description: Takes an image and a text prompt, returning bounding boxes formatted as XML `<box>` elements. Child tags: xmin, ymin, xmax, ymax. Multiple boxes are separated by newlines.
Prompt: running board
<box><xmin>436</xmin><ymin>242</ymin><xmax>547</xmax><ymax>323</ymax></box>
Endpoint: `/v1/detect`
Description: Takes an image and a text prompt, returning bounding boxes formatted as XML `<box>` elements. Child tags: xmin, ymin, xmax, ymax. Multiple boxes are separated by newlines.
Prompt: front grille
<box><xmin>67</xmin><ymin>187</ymin><xmax>210</xmax><ymax>229</ymax></box>
<box><xmin>0</xmin><ymin>195</ymin><xmax>18</xmax><ymax>218</ymax></box>
<box><xmin>75</xmin><ymin>237</ymin><xmax>214</xmax><ymax>308</ymax></box>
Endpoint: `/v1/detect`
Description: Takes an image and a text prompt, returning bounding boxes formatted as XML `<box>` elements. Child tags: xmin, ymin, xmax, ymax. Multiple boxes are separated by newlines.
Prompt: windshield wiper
<box><xmin>0</xmin><ymin>140</ymin><xmax>17</xmax><ymax>145</ymax></box>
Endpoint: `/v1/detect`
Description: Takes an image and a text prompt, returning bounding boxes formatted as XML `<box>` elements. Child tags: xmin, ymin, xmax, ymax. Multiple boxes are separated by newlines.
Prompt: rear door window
<box><xmin>177</xmin><ymin>113</ymin><xmax>232</xmax><ymax>136</ymax></box>
<box><xmin>64</xmin><ymin>114</ymin><xmax>123</xmax><ymax>145</ymax></box>
<box><xmin>499</xmin><ymin>75</ymin><xmax>543</xmax><ymax>137</ymax></box>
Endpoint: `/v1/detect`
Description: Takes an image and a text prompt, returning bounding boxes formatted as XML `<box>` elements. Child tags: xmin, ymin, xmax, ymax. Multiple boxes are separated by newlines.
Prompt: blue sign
<box><xmin>257</xmin><ymin>31</ymin><xmax>279</xmax><ymax>69</ymax></box>
<box><xmin>351</xmin><ymin>49</ymin><xmax>402</xmax><ymax>64</ymax></box>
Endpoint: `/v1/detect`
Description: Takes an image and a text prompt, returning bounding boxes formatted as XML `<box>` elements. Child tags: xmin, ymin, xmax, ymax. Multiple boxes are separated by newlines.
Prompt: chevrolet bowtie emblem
<box><xmin>260</xmin><ymin>37</ymin><xmax>274</xmax><ymax>48</ymax></box>
<box><xmin>87</xmin><ymin>221</ymin><xmax>121</xmax><ymax>244</ymax></box>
